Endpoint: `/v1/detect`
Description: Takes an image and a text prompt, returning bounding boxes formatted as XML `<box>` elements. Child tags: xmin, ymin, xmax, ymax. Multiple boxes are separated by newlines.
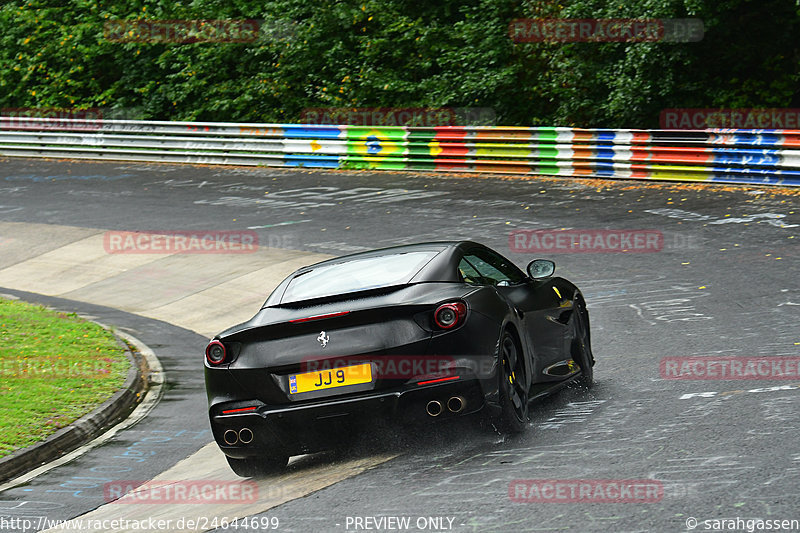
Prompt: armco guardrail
<box><xmin>1</xmin><ymin>117</ymin><xmax>799</xmax><ymax>187</ymax></box>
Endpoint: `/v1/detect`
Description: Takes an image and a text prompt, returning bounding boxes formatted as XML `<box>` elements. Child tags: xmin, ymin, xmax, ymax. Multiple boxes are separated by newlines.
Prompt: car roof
<box><xmin>295</xmin><ymin>241</ymin><xmax>466</xmax><ymax>271</ymax></box>
<box><xmin>263</xmin><ymin>241</ymin><xmax>491</xmax><ymax>306</ymax></box>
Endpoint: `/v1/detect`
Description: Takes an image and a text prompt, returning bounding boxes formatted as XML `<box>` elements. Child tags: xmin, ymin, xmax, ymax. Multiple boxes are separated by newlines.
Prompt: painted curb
<box><xmin>0</xmin><ymin>318</ymin><xmax>150</xmax><ymax>483</ymax></box>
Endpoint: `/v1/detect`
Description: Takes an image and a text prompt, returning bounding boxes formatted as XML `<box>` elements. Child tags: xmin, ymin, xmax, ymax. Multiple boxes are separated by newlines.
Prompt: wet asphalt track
<box><xmin>0</xmin><ymin>158</ymin><xmax>799</xmax><ymax>532</ymax></box>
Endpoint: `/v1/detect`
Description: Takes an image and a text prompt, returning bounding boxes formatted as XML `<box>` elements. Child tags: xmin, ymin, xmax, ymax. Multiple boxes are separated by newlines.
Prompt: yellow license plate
<box><xmin>288</xmin><ymin>363</ymin><xmax>372</xmax><ymax>394</ymax></box>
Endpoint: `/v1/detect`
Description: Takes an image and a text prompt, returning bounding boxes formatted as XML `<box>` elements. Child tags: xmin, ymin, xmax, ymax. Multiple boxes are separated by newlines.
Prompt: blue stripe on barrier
<box><xmin>592</xmin><ymin>161</ymin><xmax>617</xmax><ymax>170</ymax></box>
<box><xmin>727</xmin><ymin>134</ymin><xmax>782</xmax><ymax>146</ymax></box>
<box><xmin>280</xmin><ymin>125</ymin><xmax>343</xmax><ymax>139</ymax></box>
<box><xmin>710</xmin><ymin>174</ymin><xmax>800</xmax><ymax>186</ymax></box>
<box><xmin>708</xmin><ymin>166</ymin><xmax>800</xmax><ymax>177</ymax></box>
<box><xmin>594</xmin><ymin>167</ymin><xmax>617</xmax><ymax>177</ymax></box>
<box><xmin>283</xmin><ymin>153</ymin><xmax>341</xmax><ymax>168</ymax></box>
<box><xmin>596</xmin><ymin>131</ymin><xmax>618</xmax><ymax>142</ymax></box>
<box><xmin>712</xmin><ymin>153</ymin><xmax>781</xmax><ymax>166</ymax></box>
<box><xmin>596</xmin><ymin>148</ymin><xmax>616</xmax><ymax>160</ymax></box>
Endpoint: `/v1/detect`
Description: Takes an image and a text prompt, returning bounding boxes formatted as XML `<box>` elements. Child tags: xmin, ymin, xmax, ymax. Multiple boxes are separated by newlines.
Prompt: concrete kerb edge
<box><xmin>0</xmin><ymin>300</ymin><xmax>160</xmax><ymax>484</ymax></box>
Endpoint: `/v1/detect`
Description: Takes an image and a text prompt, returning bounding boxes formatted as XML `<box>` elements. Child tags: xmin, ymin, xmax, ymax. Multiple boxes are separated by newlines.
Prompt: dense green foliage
<box><xmin>0</xmin><ymin>0</ymin><xmax>797</xmax><ymax>127</ymax></box>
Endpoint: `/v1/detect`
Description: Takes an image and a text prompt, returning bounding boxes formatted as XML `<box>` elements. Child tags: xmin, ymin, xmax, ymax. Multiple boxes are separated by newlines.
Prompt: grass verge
<box><xmin>0</xmin><ymin>297</ymin><xmax>130</xmax><ymax>459</ymax></box>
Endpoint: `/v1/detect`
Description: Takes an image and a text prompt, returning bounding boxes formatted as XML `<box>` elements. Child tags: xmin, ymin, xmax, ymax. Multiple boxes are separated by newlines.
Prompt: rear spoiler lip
<box><xmin>265</xmin><ymin>282</ymin><xmax>411</xmax><ymax>310</ymax></box>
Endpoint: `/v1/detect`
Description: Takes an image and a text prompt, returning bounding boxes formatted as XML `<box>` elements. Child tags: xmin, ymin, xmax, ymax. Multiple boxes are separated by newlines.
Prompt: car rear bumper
<box><xmin>210</xmin><ymin>377</ymin><xmax>489</xmax><ymax>458</ymax></box>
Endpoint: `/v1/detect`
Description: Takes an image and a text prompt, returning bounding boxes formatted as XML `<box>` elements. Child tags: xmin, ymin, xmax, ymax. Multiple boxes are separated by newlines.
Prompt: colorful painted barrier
<box><xmin>1</xmin><ymin>118</ymin><xmax>799</xmax><ymax>186</ymax></box>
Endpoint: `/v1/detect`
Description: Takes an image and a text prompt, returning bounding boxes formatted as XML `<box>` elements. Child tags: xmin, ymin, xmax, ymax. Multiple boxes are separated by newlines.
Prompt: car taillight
<box><xmin>206</xmin><ymin>340</ymin><xmax>227</xmax><ymax>365</ymax></box>
<box><xmin>434</xmin><ymin>302</ymin><xmax>467</xmax><ymax>329</ymax></box>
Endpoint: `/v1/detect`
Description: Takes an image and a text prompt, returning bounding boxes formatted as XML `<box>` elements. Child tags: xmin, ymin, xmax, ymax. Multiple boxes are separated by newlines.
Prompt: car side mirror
<box><xmin>527</xmin><ymin>259</ymin><xmax>555</xmax><ymax>279</ymax></box>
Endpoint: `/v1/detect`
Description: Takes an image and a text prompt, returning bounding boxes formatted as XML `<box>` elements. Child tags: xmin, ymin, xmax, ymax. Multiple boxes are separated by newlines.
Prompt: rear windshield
<box><xmin>281</xmin><ymin>251</ymin><xmax>438</xmax><ymax>303</ymax></box>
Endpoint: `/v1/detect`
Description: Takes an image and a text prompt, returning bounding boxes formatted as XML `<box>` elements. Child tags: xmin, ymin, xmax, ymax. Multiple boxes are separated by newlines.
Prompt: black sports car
<box><xmin>204</xmin><ymin>241</ymin><xmax>594</xmax><ymax>477</ymax></box>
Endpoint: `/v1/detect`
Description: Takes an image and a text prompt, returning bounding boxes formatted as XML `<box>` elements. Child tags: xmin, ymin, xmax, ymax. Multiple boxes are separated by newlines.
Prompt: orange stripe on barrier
<box><xmin>572</xmin><ymin>149</ymin><xmax>594</xmax><ymax>160</ymax></box>
<box><xmin>571</xmin><ymin>131</ymin><xmax>595</xmax><ymax>142</ymax></box>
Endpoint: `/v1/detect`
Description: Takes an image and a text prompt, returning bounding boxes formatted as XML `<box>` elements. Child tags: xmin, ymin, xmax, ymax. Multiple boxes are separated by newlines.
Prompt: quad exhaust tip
<box><xmin>426</xmin><ymin>400</ymin><xmax>443</xmax><ymax>417</ymax></box>
<box><xmin>447</xmin><ymin>396</ymin><xmax>465</xmax><ymax>413</ymax></box>
<box><xmin>223</xmin><ymin>429</ymin><xmax>239</xmax><ymax>446</ymax></box>
<box><xmin>238</xmin><ymin>427</ymin><xmax>254</xmax><ymax>444</ymax></box>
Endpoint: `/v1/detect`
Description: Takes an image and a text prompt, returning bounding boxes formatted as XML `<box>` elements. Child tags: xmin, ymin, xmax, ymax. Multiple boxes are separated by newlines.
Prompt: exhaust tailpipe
<box><xmin>238</xmin><ymin>428</ymin><xmax>254</xmax><ymax>444</ymax></box>
<box><xmin>223</xmin><ymin>429</ymin><xmax>239</xmax><ymax>446</ymax></box>
<box><xmin>447</xmin><ymin>396</ymin><xmax>465</xmax><ymax>413</ymax></box>
<box><xmin>426</xmin><ymin>400</ymin><xmax>443</xmax><ymax>417</ymax></box>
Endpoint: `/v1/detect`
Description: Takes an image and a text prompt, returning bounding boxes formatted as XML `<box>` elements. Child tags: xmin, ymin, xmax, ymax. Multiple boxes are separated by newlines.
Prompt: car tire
<box><xmin>226</xmin><ymin>455</ymin><xmax>289</xmax><ymax>478</ymax></box>
<box><xmin>496</xmin><ymin>330</ymin><xmax>529</xmax><ymax>433</ymax></box>
<box><xmin>572</xmin><ymin>298</ymin><xmax>594</xmax><ymax>388</ymax></box>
